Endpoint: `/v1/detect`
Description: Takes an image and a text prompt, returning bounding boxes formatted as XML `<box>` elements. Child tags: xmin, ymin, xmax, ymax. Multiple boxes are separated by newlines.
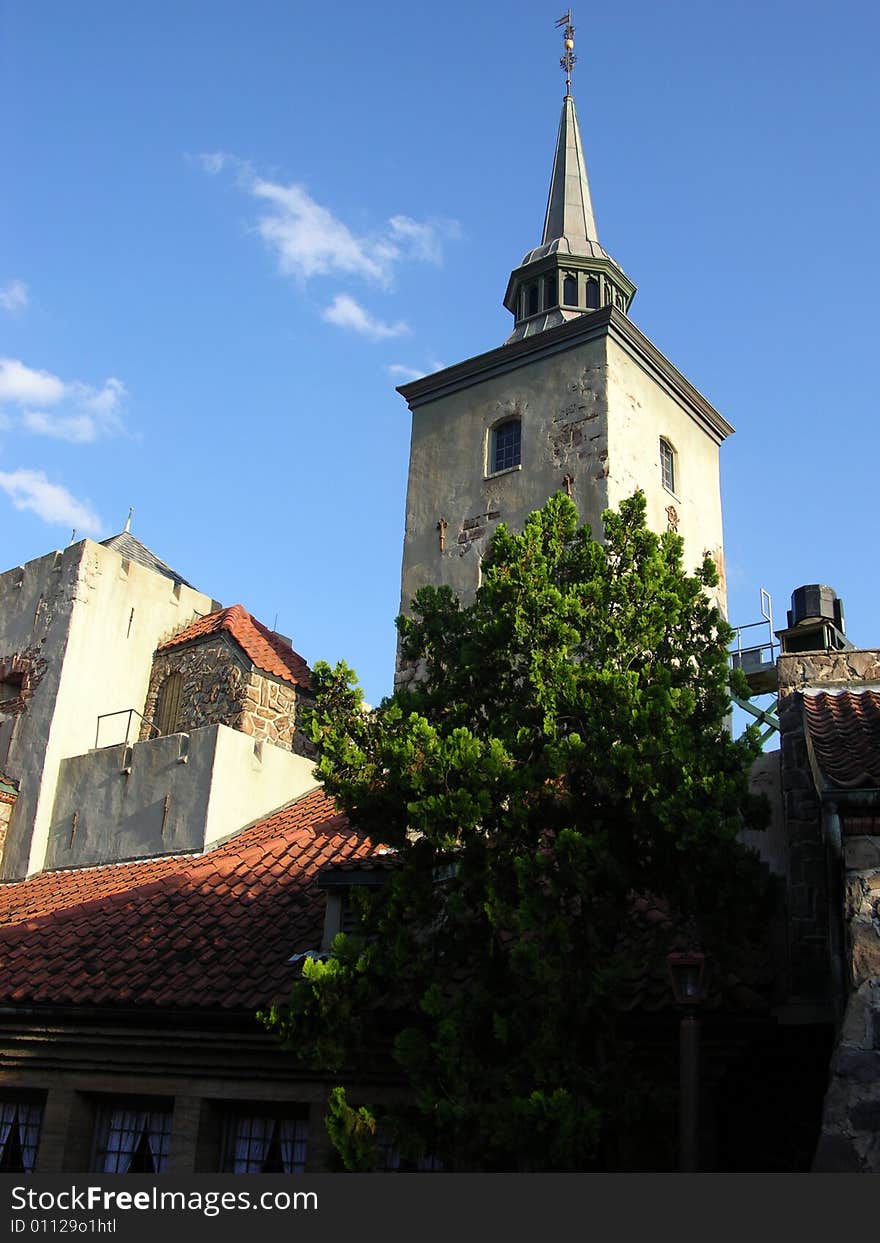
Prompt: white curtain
<box><xmin>102</xmin><ymin>1110</ymin><xmax>147</xmax><ymax>1174</ymax></box>
<box><xmin>144</xmin><ymin>1111</ymin><xmax>170</xmax><ymax>1173</ymax></box>
<box><xmin>0</xmin><ymin>1102</ymin><xmax>15</xmax><ymax>1154</ymax></box>
<box><xmin>17</xmin><ymin>1104</ymin><xmax>42</xmax><ymax>1172</ymax></box>
<box><xmin>232</xmin><ymin>1116</ymin><xmax>274</xmax><ymax>1174</ymax></box>
<box><xmin>278</xmin><ymin>1119</ymin><xmax>308</xmax><ymax>1174</ymax></box>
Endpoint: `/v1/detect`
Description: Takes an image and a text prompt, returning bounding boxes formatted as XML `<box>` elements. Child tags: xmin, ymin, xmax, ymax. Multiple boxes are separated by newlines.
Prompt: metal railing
<box><xmin>730</xmin><ymin>587</ymin><xmax>777</xmax><ymax>669</ymax></box>
<box><xmin>94</xmin><ymin>708</ymin><xmax>159</xmax><ymax>751</ymax></box>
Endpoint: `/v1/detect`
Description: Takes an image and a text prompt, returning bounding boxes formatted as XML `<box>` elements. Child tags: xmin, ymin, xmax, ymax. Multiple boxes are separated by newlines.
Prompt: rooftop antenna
<box><xmin>124</xmin><ymin>506</ymin><xmax>134</xmax><ymax>534</ymax></box>
<box><xmin>556</xmin><ymin>10</ymin><xmax>576</xmax><ymax>96</ymax></box>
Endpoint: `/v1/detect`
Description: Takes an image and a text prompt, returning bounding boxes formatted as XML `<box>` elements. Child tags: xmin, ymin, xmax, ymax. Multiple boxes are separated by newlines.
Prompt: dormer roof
<box><xmin>158</xmin><ymin>604</ymin><xmax>311</xmax><ymax>691</ymax></box>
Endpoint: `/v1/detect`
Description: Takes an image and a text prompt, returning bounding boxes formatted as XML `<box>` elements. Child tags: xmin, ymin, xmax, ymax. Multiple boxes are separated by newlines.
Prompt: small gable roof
<box><xmin>0</xmin><ymin>788</ymin><xmax>386</xmax><ymax>1012</ymax></box>
<box><xmin>158</xmin><ymin>604</ymin><xmax>311</xmax><ymax>691</ymax></box>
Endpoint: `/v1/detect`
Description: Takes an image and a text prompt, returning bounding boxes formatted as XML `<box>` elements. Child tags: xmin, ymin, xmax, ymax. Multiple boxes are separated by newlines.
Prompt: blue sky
<box><xmin>2</xmin><ymin>1</ymin><xmax>878</xmax><ymax>710</ymax></box>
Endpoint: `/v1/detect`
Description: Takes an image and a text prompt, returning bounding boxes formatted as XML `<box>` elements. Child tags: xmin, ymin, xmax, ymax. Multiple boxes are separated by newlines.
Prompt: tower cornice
<box><xmin>397</xmin><ymin>306</ymin><xmax>733</xmax><ymax>446</ymax></box>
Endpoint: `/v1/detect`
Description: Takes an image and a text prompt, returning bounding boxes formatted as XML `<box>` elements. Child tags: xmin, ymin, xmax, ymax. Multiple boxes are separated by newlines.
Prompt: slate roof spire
<box><xmin>503</xmin><ymin>14</ymin><xmax>636</xmax><ymax>342</ymax></box>
<box><xmin>541</xmin><ymin>92</ymin><xmax>600</xmax><ymax>254</ymax></box>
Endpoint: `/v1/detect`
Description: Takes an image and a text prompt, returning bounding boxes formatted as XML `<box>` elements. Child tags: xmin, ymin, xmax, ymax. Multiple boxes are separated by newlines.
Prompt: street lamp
<box><xmin>667</xmin><ymin>950</ymin><xmax>707</xmax><ymax>1173</ymax></box>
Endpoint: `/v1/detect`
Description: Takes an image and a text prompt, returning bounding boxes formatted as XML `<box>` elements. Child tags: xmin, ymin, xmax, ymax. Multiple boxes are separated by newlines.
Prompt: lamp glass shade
<box><xmin>666</xmin><ymin>951</ymin><xmax>706</xmax><ymax>1006</ymax></box>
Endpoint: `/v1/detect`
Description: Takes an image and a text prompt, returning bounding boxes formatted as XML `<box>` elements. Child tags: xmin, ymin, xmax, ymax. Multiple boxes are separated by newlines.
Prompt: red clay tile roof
<box><xmin>803</xmin><ymin>688</ymin><xmax>880</xmax><ymax>789</ymax></box>
<box><xmin>158</xmin><ymin>605</ymin><xmax>311</xmax><ymax>691</ymax></box>
<box><xmin>0</xmin><ymin>789</ymin><xmax>386</xmax><ymax>1012</ymax></box>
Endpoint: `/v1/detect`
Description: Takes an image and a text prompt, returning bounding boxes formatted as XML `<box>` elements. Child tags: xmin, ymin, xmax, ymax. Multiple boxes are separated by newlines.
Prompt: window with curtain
<box><xmin>93</xmin><ymin>1105</ymin><xmax>172</xmax><ymax>1173</ymax></box>
<box><xmin>223</xmin><ymin>1112</ymin><xmax>308</xmax><ymax>1174</ymax></box>
<box><xmin>0</xmin><ymin>1101</ymin><xmax>43</xmax><ymax>1172</ymax></box>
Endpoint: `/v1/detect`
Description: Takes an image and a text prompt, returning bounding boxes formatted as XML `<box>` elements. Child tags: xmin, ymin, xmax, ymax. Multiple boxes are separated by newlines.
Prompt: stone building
<box><xmin>0</xmin><ymin>28</ymin><xmax>873</xmax><ymax>1174</ymax></box>
<box><xmin>0</xmin><ymin>528</ymin><xmax>399</xmax><ymax>1173</ymax></box>
<box><xmin>396</xmin><ymin>74</ymin><xmax>730</xmax><ymax>672</ymax></box>
<box><xmin>0</xmin><ymin>534</ymin><xmax>318</xmax><ymax>877</ymax></box>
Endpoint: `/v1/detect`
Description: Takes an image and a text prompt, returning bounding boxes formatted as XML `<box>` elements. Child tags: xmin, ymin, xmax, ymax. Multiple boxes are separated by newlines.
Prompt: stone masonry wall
<box><xmin>239</xmin><ymin>667</ymin><xmax>311</xmax><ymax>755</ymax></box>
<box><xmin>812</xmin><ymin>825</ymin><xmax>880</xmax><ymax>1171</ymax></box>
<box><xmin>141</xmin><ymin>635</ymin><xmax>312</xmax><ymax>756</ymax></box>
<box><xmin>141</xmin><ymin>636</ymin><xmax>248</xmax><ymax>740</ymax></box>
<box><xmin>777</xmin><ymin>651</ymin><xmax>880</xmax><ymax>1171</ymax></box>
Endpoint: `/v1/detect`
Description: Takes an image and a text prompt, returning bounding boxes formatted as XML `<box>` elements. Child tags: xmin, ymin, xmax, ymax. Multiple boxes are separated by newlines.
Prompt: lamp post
<box><xmin>667</xmin><ymin>950</ymin><xmax>706</xmax><ymax>1173</ymax></box>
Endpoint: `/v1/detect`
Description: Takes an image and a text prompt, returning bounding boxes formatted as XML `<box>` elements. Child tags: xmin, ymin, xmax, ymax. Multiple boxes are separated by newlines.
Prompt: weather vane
<box><xmin>556</xmin><ymin>10</ymin><xmax>576</xmax><ymax>95</ymax></box>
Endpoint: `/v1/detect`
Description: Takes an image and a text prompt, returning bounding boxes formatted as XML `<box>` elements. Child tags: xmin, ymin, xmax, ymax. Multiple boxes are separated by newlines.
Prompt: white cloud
<box><xmin>198</xmin><ymin>151</ymin><xmax>230</xmax><ymax>175</ymax></box>
<box><xmin>0</xmin><ymin>469</ymin><xmax>102</xmax><ymax>535</ymax></box>
<box><xmin>323</xmin><ymin>294</ymin><xmax>409</xmax><ymax>341</ymax></box>
<box><xmin>387</xmin><ymin>359</ymin><xmax>446</xmax><ymax>383</ymax></box>
<box><xmin>388</xmin><ymin>216</ymin><xmax>460</xmax><ymax>265</ymax></box>
<box><xmin>252</xmin><ymin>179</ymin><xmax>394</xmax><ymax>283</ymax></box>
<box><xmin>21</xmin><ymin>412</ymin><xmax>101</xmax><ymax>444</ymax></box>
<box><xmin>0</xmin><ymin>280</ymin><xmax>28</xmax><ymax>314</ymax></box>
<box><xmin>0</xmin><ymin>360</ymin><xmax>127</xmax><ymax>442</ymax></box>
<box><xmin>0</xmin><ymin>358</ymin><xmax>66</xmax><ymax>406</ymax></box>
<box><xmin>200</xmin><ymin>155</ymin><xmax>459</xmax><ymax>288</ymax></box>
<box><xmin>386</xmin><ymin>363</ymin><xmax>426</xmax><ymax>383</ymax></box>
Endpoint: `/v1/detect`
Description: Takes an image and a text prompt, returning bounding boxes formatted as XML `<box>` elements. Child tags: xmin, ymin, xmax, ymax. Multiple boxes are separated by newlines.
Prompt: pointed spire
<box><xmin>541</xmin><ymin>93</ymin><xmax>600</xmax><ymax>252</ymax></box>
<box><xmin>502</xmin><ymin>14</ymin><xmax>635</xmax><ymax>343</ymax></box>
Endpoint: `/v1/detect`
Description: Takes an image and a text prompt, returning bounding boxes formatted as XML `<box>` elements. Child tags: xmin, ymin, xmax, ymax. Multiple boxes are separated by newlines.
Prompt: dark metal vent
<box><xmin>787</xmin><ymin>584</ymin><xmax>846</xmax><ymax>633</ymax></box>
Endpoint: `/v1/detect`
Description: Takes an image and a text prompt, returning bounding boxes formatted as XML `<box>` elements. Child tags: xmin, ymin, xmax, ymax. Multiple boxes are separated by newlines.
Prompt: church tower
<box><xmin>396</xmin><ymin>17</ymin><xmax>732</xmax><ymax>666</ymax></box>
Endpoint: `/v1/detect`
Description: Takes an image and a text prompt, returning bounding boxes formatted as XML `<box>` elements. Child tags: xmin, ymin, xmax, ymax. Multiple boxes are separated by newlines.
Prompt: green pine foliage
<box><xmin>260</xmin><ymin>492</ymin><xmax>769</xmax><ymax>1171</ymax></box>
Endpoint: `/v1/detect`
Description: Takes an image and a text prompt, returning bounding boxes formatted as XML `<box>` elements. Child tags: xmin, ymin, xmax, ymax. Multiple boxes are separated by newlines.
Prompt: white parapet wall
<box><xmin>45</xmin><ymin>723</ymin><xmax>318</xmax><ymax>868</ymax></box>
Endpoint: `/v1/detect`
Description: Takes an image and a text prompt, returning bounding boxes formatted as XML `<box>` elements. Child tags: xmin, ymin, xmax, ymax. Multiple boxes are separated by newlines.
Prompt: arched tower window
<box><xmin>544</xmin><ymin>275</ymin><xmax>557</xmax><ymax>310</ymax></box>
<box><xmin>562</xmin><ymin>274</ymin><xmax>578</xmax><ymax>306</ymax></box>
<box><xmin>526</xmin><ymin>284</ymin><xmax>539</xmax><ymax>317</ymax></box>
<box><xmin>585</xmin><ymin>278</ymin><xmax>599</xmax><ymax>309</ymax></box>
<box><xmin>660</xmin><ymin>438</ymin><xmax>676</xmax><ymax>493</ymax></box>
<box><xmin>491</xmin><ymin>419</ymin><xmax>522</xmax><ymax>474</ymax></box>
<box><xmin>155</xmin><ymin>672</ymin><xmax>183</xmax><ymax>737</ymax></box>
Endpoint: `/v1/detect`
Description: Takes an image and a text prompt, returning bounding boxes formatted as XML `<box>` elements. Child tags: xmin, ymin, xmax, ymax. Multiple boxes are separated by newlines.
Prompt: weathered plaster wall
<box><xmin>45</xmin><ymin>723</ymin><xmax>318</xmax><ymax>867</ymax></box>
<box><xmin>605</xmin><ymin>335</ymin><xmax>726</xmax><ymax>613</ymax></box>
<box><xmin>743</xmin><ymin>750</ymin><xmax>788</xmax><ymax>880</ymax></box>
<box><xmin>398</xmin><ymin>316</ymin><xmax>731</xmax><ymax>690</ymax></box>
<box><xmin>0</xmin><ymin>540</ymin><xmax>218</xmax><ymax>879</ymax></box>
<box><xmin>399</xmin><ymin>334</ymin><xmax>610</xmax><ymax>624</ymax></box>
<box><xmin>0</xmin><ymin>790</ymin><xmax>16</xmax><ymax>864</ymax></box>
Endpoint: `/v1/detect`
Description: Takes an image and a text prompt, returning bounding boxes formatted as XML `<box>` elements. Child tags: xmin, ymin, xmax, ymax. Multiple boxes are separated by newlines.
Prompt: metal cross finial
<box><xmin>556</xmin><ymin>11</ymin><xmax>576</xmax><ymax>94</ymax></box>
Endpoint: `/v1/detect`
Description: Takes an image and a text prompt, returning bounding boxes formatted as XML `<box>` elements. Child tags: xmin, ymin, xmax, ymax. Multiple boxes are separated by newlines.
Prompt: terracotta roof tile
<box><xmin>803</xmin><ymin>689</ymin><xmax>880</xmax><ymax>789</ymax></box>
<box><xmin>0</xmin><ymin>788</ymin><xmax>384</xmax><ymax>1013</ymax></box>
<box><xmin>158</xmin><ymin>604</ymin><xmax>311</xmax><ymax>690</ymax></box>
